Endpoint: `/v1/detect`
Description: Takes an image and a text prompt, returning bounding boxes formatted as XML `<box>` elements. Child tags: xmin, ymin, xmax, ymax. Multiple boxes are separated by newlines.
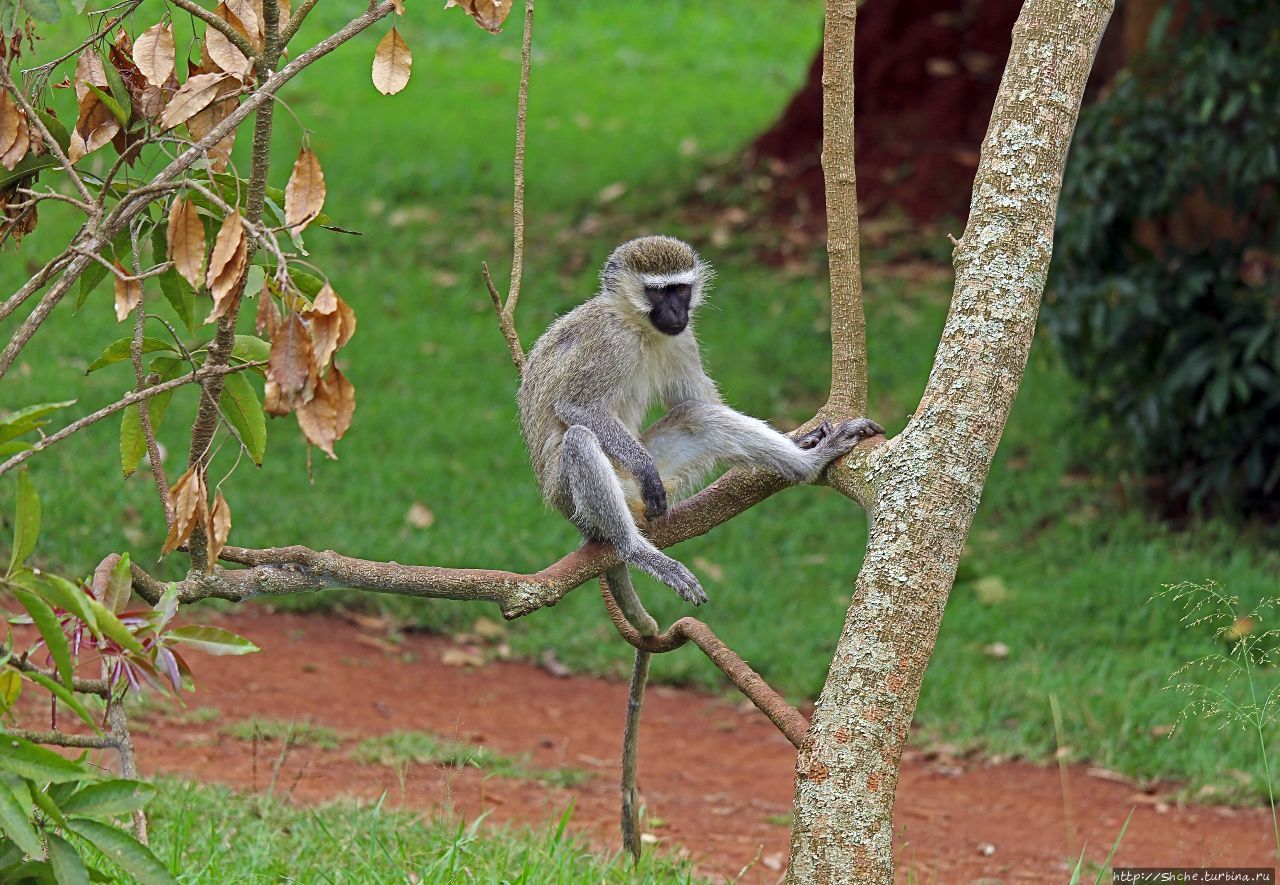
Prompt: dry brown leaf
<box><xmin>224</xmin><ymin>0</ymin><xmax>263</xmax><ymax>49</ymax></box>
<box><xmin>390</xmin><ymin>0</ymin><xmax>403</xmax><ymax>13</ymax></box>
<box><xmin>262</xmin><ymin>378</ymin><xmax>287</xmax><ymax>416</ymax></box>
<box><xmin>256</xmin><ymin>288</ymin><xmax>281</xmax><ymax>336</ymax></box>
<box><xmin>185</xmin><ymin>80</ymin><xmax>239</xmax><ymax>172</ymax></box>
<box><xmin>302</xmin><ymin>283</ymin><xmax>342</xmax><ymax>368</ymax></box>
<box><xmin>205</xmin><ymin>489</ymin><xmax>232</xmax><ymax>571</ymax></box>
<box><xmin>0</xmin><ymin>90</ymin><xmax>20</xmax><ymax>158</ymax></box>
<box><xmin>113</xmin><ymin>263</ymin><xmax>142</xmax><ymax>322</ymax></box>
<box><xmin>268</xmin><ymin>311</ymin><xmax>317</xmax><ymax>410</ymax></box>
<box><xmin>162</xmin><ymin>466</ymin><xmax>206</xmax><ymax>555</ymax></box>
<box><xmin>205</xmin><ymin>210</ymin><xmax>245</xmax><ymax>287</ymax></box>
<box><xmin>372</xmin><ymin>28</ymin><xmax>412</xmax><ymax>95</ymax></box>
<box><xmin>276</xmin><ymin>0</ymin><xmax>291</xmax><ymax>30</ymax></box>
<box><xmin>444</xmin><ymin>0</ymin><xmax>514</xmax><ymax>32</ymax></box>
<box><xmin>74</xmin><ymin>51</ymin><xmax>108</xmax><ymax>103</ymax></box>
<box><xmin>334</xmin><ymin>292</ymin><xmax>357</xmax><ymax>351</ymax></box>
<box><xmin>166</xmin><ymin>197</ymin><xmax>206</xmax><ymax>289</ymax></box>
<box><xmin>159</xmin><ymin>72</ymin><xmax>229</xmax><ymax>130</ymax></box>
<box><xmin>205</xmin><ymin>212</ymin><xmax>248</xmax><ymax>323</ymax></box>
<box><xmin>284</xmin><ymin>146</ymin><xmax>326</xmax><ymax>233</ymax></box>
<box><xmin>295</xmin><ymin>365</ymin><xmax>354</xmax><ymax>458</ymax></box>
<box><xmin>0</xmin><ymin>94</ymin><xmax>29</xmax><ymax>172</ymax></box>
<box><xmin>204</xmin><ymin>25</ymin><xmax>252</xmax><ymax>79</ymax></box>
<box><xmin>133</xmin><ymin>23</ymin><xmax>176</xmax><ymax>88</ymax></box>
<box><xmin>69</xmin><ymin>90</ymin><xmax>121</xmax><ymax>162</ymax></box>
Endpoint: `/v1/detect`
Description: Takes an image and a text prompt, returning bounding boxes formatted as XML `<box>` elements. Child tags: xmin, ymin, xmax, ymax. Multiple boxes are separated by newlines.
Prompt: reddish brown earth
<box><xmin>54</xmin><ymin>611</ymin><xmax>1278</xmax><ymax>881</ymax></box>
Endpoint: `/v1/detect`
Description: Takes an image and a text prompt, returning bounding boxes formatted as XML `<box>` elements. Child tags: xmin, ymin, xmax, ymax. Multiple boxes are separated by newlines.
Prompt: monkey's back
<box><xmin>517</xmin><ymin>298</ymin><xmax>641</xmax><ymax>502</ymax></box>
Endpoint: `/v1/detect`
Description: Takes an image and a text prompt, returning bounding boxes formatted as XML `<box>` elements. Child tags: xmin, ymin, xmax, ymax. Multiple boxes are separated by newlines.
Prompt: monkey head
<box><xmin>600</xmin><ymin>235</ymin><xmax>714</xmax><ymax>336</ymax></box>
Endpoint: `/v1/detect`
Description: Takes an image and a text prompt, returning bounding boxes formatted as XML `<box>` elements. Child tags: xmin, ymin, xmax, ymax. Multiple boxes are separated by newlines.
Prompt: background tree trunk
<box><xmin>752</xmin><ymin>0</ymin><xmax>1129</xmax><ymax>224</ymax></box>
<box><xmin>786</xmin><ymin>0</ymin><xmax>1115</xmax><ymax>880</ymax></box>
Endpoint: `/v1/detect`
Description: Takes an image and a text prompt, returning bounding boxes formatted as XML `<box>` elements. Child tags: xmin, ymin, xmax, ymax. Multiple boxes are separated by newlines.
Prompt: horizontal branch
<box><xmin>141</xmin><ymin>463</ymin><xmax>798</xmax><ymax>619</ymax></box>
<box><xmin>1</xmin><ymin>646</ymin><xmax>111</xmax><ymax>698</ymax></box>
<box><xmin>599</xmin><ymin>581</ymin><xmax>809</xmax><ymax>748</ymax></box>
<box><xmin>0</xmin><ymin>360</ymin><xmax>265</xmax><ymax>479</ymax></box>
<box><xmin>170</xmin><ymin>0</ymin><xmax>257</xmax><ymax>60</ymax></box>
<box><xmin>2</xmin><ymin>728</ymin><xmax>118</xmax><ymax>750</ymax></box>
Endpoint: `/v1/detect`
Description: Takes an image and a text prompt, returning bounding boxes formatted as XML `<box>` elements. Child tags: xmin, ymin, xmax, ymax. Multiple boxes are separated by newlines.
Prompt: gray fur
<box><xmin>518</xmin><ymin>235</ymin><xmax>884</xmax><ymax>605</ymax></box>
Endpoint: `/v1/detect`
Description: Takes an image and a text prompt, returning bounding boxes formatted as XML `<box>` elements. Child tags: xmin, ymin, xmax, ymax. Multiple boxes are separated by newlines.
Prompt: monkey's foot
<box><xmin>626</xmin><ymin>545</ymin><xmax>707</xmax><ymax>606</ymax></box>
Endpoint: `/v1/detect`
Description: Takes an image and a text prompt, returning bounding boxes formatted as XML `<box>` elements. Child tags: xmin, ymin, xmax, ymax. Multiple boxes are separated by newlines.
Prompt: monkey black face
<box><xmin>645</xmin><ymin>283</ymin><xmax>692</xmax><ymax>335</ymax></box>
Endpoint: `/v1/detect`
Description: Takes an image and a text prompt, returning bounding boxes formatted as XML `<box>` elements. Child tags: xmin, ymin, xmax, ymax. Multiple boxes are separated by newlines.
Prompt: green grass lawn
<box><xmin>4</xmin><ymin>0</ymin><xmax>1280</xmax><ymax>810</ymax></box>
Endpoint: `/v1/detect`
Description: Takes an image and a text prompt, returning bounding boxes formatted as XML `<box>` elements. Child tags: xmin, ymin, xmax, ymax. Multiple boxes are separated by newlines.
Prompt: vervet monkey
<box><xmin>518</xmin><ymin>235</ymin><xmax>883</xmax><ymax>605</ymax></box>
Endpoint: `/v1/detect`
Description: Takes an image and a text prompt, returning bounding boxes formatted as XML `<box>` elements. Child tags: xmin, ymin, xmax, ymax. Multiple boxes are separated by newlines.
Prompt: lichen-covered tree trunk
<box><xmin>787</xmin><ymin>0</ymin><xmax>1115</xmax><ymax>880</ymax></box>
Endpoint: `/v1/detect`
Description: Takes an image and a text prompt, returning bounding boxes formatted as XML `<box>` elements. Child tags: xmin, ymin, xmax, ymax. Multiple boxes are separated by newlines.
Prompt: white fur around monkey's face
<box><xmin>600</xmin><ymin>236</ymin><xmax>713</xmax><ymax>333</ymax></box>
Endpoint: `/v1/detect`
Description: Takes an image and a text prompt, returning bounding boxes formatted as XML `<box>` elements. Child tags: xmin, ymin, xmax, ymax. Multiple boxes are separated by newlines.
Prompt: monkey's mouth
<box><xmin>649</xmin><ymin>309</ymin><xmax>688</xmax><ymax>335</ymax></box>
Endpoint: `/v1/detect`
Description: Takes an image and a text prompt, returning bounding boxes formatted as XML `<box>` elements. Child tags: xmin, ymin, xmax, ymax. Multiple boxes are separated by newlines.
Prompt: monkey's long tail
<box><xmin>602</xmin><ymin>563</ymin><xmax>659</xmax><ymax>864</ymax></box>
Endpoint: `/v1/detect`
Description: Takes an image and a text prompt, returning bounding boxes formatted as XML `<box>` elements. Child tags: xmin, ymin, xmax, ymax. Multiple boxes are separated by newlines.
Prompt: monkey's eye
<box><xmin>665</xmin><ymin>283</ymin><xmax>692</xmax><ymax>300</ymax></box>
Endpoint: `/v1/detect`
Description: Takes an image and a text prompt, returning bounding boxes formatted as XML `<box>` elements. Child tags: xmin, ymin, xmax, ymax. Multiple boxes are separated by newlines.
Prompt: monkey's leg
<box><xmin>644</xmin><ymin>402</ymin><xmax>882</xmax><ymax>488</ymax></box>
<box><xmin>559</xmin><ymin>425</ymin><xmax>707</xmax><ymax>605</ymax></box>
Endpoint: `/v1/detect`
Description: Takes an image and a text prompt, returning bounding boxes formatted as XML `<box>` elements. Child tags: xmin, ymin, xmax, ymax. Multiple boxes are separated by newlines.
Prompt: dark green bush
<box><xmin>1046</xmin><ymin>0</ymin><xmax>1280</xmax><ymax>513</ymax></box>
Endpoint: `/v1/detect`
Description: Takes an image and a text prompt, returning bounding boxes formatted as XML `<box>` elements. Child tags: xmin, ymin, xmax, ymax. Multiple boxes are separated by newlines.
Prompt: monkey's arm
<box><xmin>553</xmin><ymin>403</ymin><xmax>669</xmax><ymax>519</ymax></box>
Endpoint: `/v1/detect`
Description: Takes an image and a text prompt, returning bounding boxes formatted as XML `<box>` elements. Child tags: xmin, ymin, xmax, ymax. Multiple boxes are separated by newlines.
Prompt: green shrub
<box><xmin>1046</xmin><ymin>0</ymin><xmax>1280</xmax><ymax>513</ymax></box>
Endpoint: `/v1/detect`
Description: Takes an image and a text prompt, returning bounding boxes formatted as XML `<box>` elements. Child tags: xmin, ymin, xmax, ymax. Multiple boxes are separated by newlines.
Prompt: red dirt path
<box><xmin>117</xmin><ymin>611</ymin><xmax>1274</xmax><ymax>881</ymax></box>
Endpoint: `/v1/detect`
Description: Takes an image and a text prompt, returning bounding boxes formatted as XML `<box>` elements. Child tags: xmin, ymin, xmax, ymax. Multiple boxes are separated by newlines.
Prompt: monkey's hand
<box><xmin>639</xmin><ymin>469</ymin><xmax>669</xmax><ymax>521</ymax></box>
<box><xmin>813</xmin><ymin>418</ymin><xmax>885</xmax><ymax>463</ymax></box>
<box><xmin>794</xmin><ymin>420</ymin><xmax>834</xmax><ymax>451</ymax></box>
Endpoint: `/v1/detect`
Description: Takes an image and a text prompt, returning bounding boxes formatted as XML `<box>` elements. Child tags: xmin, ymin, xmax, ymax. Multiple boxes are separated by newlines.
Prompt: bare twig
<box><xmin>821</xmin><ymin>0</ymin><xmax>868</xmax><ymax>418</ymax></box>
<box><xmin>483</xmin><ymin>262</ymin><xmax>525</xmax><ymax>371</ymax></box>
<box><xmin>168</xmin><ymin>0</ymin><xmax>257</xmax><ymax>60</ymax></box>
<box><xmin>0</xmin><ymin>361</ymin><xmax>266</xmax><ymax>479</ymax></box>
<box><xmin>130</xmin><ymin>227</ymin><xmax>172</xmax><ymax>520</ymax></box>
<box><xmin>600</xmin><ymin>582</ymin><xmax>809</xmax><ymax>749</ymax></box>
<box><xmin>279</xmin><ymin>0</ymin><xmax>321</xmax><ymax>48</ymax></box>
<box><xmin>0</xmin><ymin>254</ymin><xmax>74</xmax><ymax>323</ymax></box>
<box><xmin>483</xmin><ymin>0</ymin><xmax>534</xmax><ymax>372</ymax></box>
<box><xmin>0</xmin><ymin>646</ymin><xmax>112</xmax><ymax>697</ymax></box>
<box><xmin>21</xmin><ymin>0</ymin><xmax>145</xmax><ymax>77</ymax></box>
<box><xmin>105</xmin><ymin>700</ymin><xmax>147</xmax><ymax>842</ymax></box>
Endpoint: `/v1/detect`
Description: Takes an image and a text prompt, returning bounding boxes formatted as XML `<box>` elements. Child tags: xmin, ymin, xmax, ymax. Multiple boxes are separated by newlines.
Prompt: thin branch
<box><xmin>483</xmin><ymin>261</ymin><xmax>525</xmax><ymax>371</ymax></box>
<box><xmin>1</xmin><ymin>647</ymin><xmax>112</xmax><ymax>697</ymax></box>
<box><xmin>0</xmin><ymin>254</ymin><xmax>74</xmax><ymax>323</ymax></box>
<box><xmin>502</xmin><ymin>0</ymin><xmax>533</xmax><ymax>324</ymax></box>
<box><xmin>279</xmin><ymin>0</ymin><xmax>320</xmax><ymax>48</ymax></box>
<box><xmin>130</xmin><ymin>227</ymin><xmax>172</xmax><ymax>519</ymax></box>
<box><xmin>168</xmin><ymin>0</ymin><xmax>257</xmax><ymax>60</ymax></box>
<box><xmin>599</xmin><ymin>582</ymin><xmax>809</xmax><ymax>749</ymax></box>
<box><xmin>20</xmin><ymin>0</ymin><xmax>145</xmax><ymax>77</ymax></box>
<box><xmin>0</xmin><ymin>361</ymin><xmax>266</xmax><ymax>479</ymax></box>
<box><xmin>1</xmin><ymin>729</ymin><xmax>118</xmax><ymax>750</ymax></box>
<box><xmin>821</xmin><ymin>0</ymin><xmax>868</xmax><ymax>418</ymax></box>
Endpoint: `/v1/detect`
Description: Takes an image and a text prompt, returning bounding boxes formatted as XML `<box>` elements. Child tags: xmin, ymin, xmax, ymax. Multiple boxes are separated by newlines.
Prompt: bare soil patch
<box><xmin>110</xmin><ymin>610</ymin><xmax>1276</xmax><ymax>881</ymax></box>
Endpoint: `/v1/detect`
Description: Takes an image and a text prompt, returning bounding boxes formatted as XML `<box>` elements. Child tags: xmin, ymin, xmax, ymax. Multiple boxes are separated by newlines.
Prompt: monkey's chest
<box><xmin>615</xmin><ymin>346</ymin><xmax>681</xmax><ymax>432</ymax></box>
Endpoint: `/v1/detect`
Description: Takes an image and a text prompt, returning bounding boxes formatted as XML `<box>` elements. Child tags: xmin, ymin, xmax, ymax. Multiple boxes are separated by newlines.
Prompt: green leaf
<box><xmin>0</xmin><ymin>776</ymin><xmax>41</xmax><ymax>859</ymax></box>
<box><xmin>231</xmin><ymin>335</ymin><xmax>270</xmax><ymax>365</ymax></box>
<box><xmin>35</xmin><ymin>110</ymin><xmax>70</xmax><ymax>152</ymax></box>
<box><xmin>46</xmin><ymin>834</ymin><xmax>91</xmax><ymax>885</ymax></box>
<box><xmin>100</xmin><ymin>55</ymin><xmax>132</xmax><ymax>124</ymax></box>
<box><xmin>119</xmin><ymin>392</ymin><xmax>173</xmax><ymax>478</ymax></box>
<box><xmin>85</xmin><ymin>84</ymin><xmax>128</xmax><ymax>131</ymax></box>
<box><xmin>0</xmin><ymin>734</ymin><xmax>96</xmax><ymax>784</ymax></box>
<box><xmin>76</xmin><ymin>260</ymin><xmax>110</xmax><ymax>312</ymax></box>
<box><xmin>0</xmin><ymin>400</ymin><xmax>75</xmax><ymax>445</ymax></box>
<box><xmin>84</xmin><ymin>602</ymin><xmax>145</xmax><ymax>655</ymax></box>
<box><xmin>64</xmin><ymin>819</ymin><xmax>176</xmax><ymax>885</ymax></box>
<box><xmin>0</xmin><ymin>442</ymin><xmax>31</xmax><ymax>458</ymax></box>
<box><xmin>0</xmin><ymin>152</ymin><xmax>61</xmax><ymax>192</ymax></box>
<box><xmin>0</xmin><ymin>671</ymin><xmax>21</xmax><ymax>712</ymax></box>
<box><xmin>60</xmin><ymin>780</ymin><xmax>155</xmax><ymax>818</ymax></box>
<box><xmin>158</xmin><ymin>269</ymin><xmax>196</xmax><ymax>334</ymax></box>
<box><xmin>167</xmin><ymin>626</ymin><xmax>259</xmax><ymax>656</ymax></box>
<box><xmin>8</xmin><ymin>467</ymin><xmax>39</xmax><ymax>575</ymax></box>
<box><xmin>86</xmin><ymin>338</ymin><xmax>176</xmax><ymax>374</ymax></box>
<box><xmin>24</xmin><ymin>574</ymin><xmax>97</xmax><ymax>636</ymax></box>
<box><xmin>219</xmin><ymin>373</ymin><xmax>266</xmax><ymax>465</ymax></box>
<box><xmin>30</xmin><ymin>784</ymin><xmax>67</xmax><ymax>827</ymax></box>
<box><xmin>103</xmin><ymin>554</ymin><xmax>131</xmax><ymax>615</ymax></box>
<box><xmin>19</xmin><ymin>671</ymin><xmax>98</xmax><ymax>730</ymax></box>
<box><xmin>23</xmin><ymin>0</ymin><xmax>60</xmax><ymax>24</ymax></box>
<box><xmin>10</xmin><ymin>586</ymin><xmax>73</xmax><ymax>689</ymax></box>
